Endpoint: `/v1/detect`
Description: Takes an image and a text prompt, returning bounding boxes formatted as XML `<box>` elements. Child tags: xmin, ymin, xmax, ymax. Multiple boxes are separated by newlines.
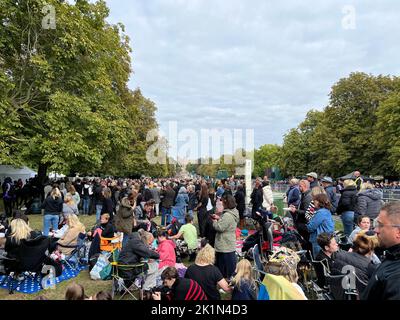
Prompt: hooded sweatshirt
<box><xmin>157</xmin><ymin>239</ymin><xmax>176</xmax><ymax>269</ymax></box>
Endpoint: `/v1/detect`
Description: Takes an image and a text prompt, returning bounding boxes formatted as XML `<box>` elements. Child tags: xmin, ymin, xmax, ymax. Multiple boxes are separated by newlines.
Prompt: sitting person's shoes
<box><xmin>17</xmin><ymin>274</ymin><xmax>25</xmax><ymax>281</ymax></box>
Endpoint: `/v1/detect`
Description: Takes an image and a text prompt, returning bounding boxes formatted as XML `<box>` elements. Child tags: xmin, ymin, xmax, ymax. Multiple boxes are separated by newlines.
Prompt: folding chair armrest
<box><xmin>325</xmin><ymin>274</ymin><xmax>347</xmax><ymax>280</ymax></box>
<box><xmin>116</xmin><ymin>262</ymin><xmax>146</xmax><ymax>268</ymax></box>
<box><xmin>101</xmin><ymin>236</ymin><xmax>121</xmax><ymax>241</ymax></box>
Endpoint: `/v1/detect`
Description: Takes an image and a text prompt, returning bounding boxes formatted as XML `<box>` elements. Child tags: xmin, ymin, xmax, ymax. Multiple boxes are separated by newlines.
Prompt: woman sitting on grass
<box><xmin>230</xmin><ymin>259</ymin><xmax>257</xmax><ymax>300</ymax></box>
<box><xmin>185</xmin><ymin>244</ymin><xmax>232</xmax><ymax>300</ymax></box>
<box><xmin>5</xmin><ymin>218</ymin><xmax>42</xmax><ymax>260</ymax></box>
<box><xmin>57</xmin><ymin>214</ymin><xmax>85</xmax><ymax>256</ymax></box>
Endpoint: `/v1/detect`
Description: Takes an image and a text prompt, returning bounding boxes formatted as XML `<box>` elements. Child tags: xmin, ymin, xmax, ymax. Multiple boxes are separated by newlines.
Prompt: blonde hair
<box><xmin>195</xmin><ymin>244</ymin><xmax>215</xmax><ymax>265</ymax></box>
<box><xmin>51</xmin><ymin>188</ymin><xmax>62</xmax><ymax>199</ymax></box>
<box><xmin>67</xmin><ymin>214</ymin><xmax>85</xmax><ymax>231</ymax></box>
<box><xmin>10</xmin><ymin>219</ymin><xmax>32</xmax><ymax>244</ymax></box>
<box><xmin>232</xmin><ymin>259</ymin><xmax>255</xmax><ymax>291</ymax></box>
<box><xmin>68</xmin><ymin>185</ymin><xmax>76</xmax><ymax>195</ymax></box>
<box><xmin>311</xmin><ymin>186</ymin><xmax>326</xmax><ymax>197</ymax></box>
<box><xmin>360</xmin><ymin>182</ymin><xmax>374</xmax><ymax>191</ymax></box>
<box><xmin>343</xmin><ymin>179</ymin><xmax>356</xmax><ymax>188</ymax></box>
<box><xmin>290</xmin><ymin>178</ymin><xmax>299</xmax><ymax>185</ymax></box>
<box><xmin>64</xmin><ymin>194</ymin><xmax>75</xmax><ymax>205</ymax></box>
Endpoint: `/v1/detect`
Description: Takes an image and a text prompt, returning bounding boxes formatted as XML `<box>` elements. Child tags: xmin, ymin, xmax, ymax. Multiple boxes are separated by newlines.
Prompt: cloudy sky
<box><xmin>103</xmin><ymin>0</ymin><xmax>400</xmax><ymax>159</ymax></box>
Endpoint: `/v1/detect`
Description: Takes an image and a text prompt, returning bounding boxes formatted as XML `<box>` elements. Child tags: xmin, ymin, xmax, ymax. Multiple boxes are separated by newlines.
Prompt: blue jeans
<box><xmin>161</xmin><ymin>207</ymin><xmax>172</xmax><ymax>226</ymax></box>
<box><xmin>96</xmin><ymin>204</ymin><xmax>103</xmax><ymax>222</ymax></box>
<box><xmin>43</xmin><ymin>214</ymin><xmax>60</xmax><ymax>236</ymax></box>
<box><xmin>122</xmin><ymin>233</ymin><xmax>129</xmax><ymax>248</ymax></box>
<box><xmin>82</xmin><ymin>198</ymin><xmax>90</xmax><ymax>215</ymax></box>
<box><xmin>341</xmin><ymin>211</ymin><xmax>355</xmax><ymax>237</ymax></box>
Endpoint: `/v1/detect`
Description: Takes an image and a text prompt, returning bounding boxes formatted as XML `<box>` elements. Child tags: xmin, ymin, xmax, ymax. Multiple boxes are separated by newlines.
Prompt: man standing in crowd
<box><xmin>362</xmin><ymin>202</ymin><xmax>400</xmax><ymax>300</ymax></box>
<box><xmin>160</xmin><ymin>183</ymin><xmax>176</xmax><ymax>226</ymax></box>
<box><xmin>250</xmin><ymin>179</ymin><xmax>263</xmax><ymax>220</ymax></box>
<box><xmin>150</xmin><ymin>183</ymin><xmax>161</xmax><ymax>216</ymax></box>
<box><xmin>306</xmin><ymin>172</ymin><xmax>319</xmax><ymax>189</ymax></box>
<box><xmin>93</xmin><ymin>179</ymin><xmax>104</xmax><ymax>218</ymax></box>
<box><xmin>289</xmin><ymin>179</ymin><xmax>312</xmax><ymax>244</ymax></box>
<box><xmin>321</xmin><ymin>177</ymin><xmax>337</xmax><ymax>214</ymax></box>
<box><xmin>354</xmin><ymin>170</ymin><xmax>363</xmax><ymax>191</ymax></box>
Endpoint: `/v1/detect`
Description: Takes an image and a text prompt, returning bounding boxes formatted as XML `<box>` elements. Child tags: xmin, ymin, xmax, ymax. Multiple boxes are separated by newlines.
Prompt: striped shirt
<box><xmin>172</xmin><ymin>278</ymin><xmax>208</xmax><ymax>300</ymax></box>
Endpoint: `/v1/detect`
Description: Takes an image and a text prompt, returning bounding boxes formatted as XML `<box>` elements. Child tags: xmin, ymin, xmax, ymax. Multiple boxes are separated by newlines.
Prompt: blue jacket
<box><xmin>286</xmin><ymin>186</ymin><xmax>301</xmax><ymax>207</ymax></box>
<box><xmin>232</xmin><ymin>279</ymin><xmax>257</xmax><ymax>300</ymax></box>
<box><xmin>175</xmin><ymin>193</ymin><xmax>189</xmax><ymax>208</ymax></box>
<box><xmin>324</xmin><ymin>186</ymin><xmax>338</xmax><ymax>213</ymax></box>
<box><xmin>307</xmin><ymin>208</ymin><xmax>334</xmax><ymax>244</ymax></box>
<box><xmin>216</xmin><ymin>187</ymin><xmax>225</xmax><ymax>198</ymax></box>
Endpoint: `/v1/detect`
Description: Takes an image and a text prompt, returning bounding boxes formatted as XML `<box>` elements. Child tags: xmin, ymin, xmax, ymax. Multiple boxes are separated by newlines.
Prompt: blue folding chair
<box><xmin>58</xmin><ymin>233</ymin><xmax>88</xmax><ymax>270</ymax></box>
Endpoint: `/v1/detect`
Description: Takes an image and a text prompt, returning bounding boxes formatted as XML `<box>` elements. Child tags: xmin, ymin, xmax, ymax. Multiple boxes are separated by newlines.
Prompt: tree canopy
<box><xmin>0</xmin><ymin>0</ymin><xmax>172</xmax><ymax>179</ymax></box>
<box><xmin>279</xmin><ymin>72</ymin><xmax>400</xmax><ymax>178</ymax></box>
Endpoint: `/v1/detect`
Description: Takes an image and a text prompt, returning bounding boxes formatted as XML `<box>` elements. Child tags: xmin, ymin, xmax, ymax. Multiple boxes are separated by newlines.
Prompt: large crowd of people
<box><xmin>0</xmin><ymin>172</ymin><xmax>399</xmax><ymax>300</ymax></box>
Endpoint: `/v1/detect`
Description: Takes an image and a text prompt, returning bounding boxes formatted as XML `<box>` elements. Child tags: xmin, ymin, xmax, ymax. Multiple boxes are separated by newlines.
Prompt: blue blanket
<box><xmin>0</xmin><ymin>264</ymin><xmax>87</xmax><ymax>294</ymax></box>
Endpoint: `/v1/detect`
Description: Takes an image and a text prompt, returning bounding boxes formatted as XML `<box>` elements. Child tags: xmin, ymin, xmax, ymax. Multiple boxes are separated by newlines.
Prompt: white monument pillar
<box><xmin>245</xmin><ymin>159</ymin><xmax>252</xmax><ymax>205</ymax></box>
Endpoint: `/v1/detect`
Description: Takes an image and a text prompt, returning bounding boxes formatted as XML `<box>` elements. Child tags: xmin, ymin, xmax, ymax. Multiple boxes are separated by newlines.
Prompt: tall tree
<box><xmin>376</xmin><ymin>91</ymin><xmax>400</xmax><ymax>174</ymax></box>
<box><xmin>0</xmin><ymin>0</ymin><xmax>166</xmax><ymax>179</ymax></box>
<box><xmin>253</xmin><ymin>144</ymin><xmax>281</xmax><ymax>177</ymax></box>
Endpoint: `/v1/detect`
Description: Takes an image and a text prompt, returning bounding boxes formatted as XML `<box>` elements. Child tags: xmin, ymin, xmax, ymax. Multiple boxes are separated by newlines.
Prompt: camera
<box><xmin>149</xmin><ymin>285</ymin><xmax>171</xmax><ymax>300</ymax></box>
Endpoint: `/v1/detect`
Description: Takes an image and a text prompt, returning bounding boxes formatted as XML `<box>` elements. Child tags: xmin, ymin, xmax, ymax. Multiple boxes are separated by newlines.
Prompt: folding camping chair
<box><xmin>58</xmin><ymin>233</ymin><xmax>88</xmax><ymax>270</ymax></box>
<box><xmin>100</xmin><ymin>234</ymin><xmax>123</xmax><ymax>253</ymax></box>
<box><xmin>252</xmin><ymin>244</ymin><xmax>267</xmax><ymax>284</ymax></box>
<box><xmin>110</xmin><ymin>250</ymin><xmax>147</xmax><ymax>300</ymax></box>
<box><xmin>310</xmin><ymin>257</ymin><xmax>360</xmax><ymax>300</ymax></box>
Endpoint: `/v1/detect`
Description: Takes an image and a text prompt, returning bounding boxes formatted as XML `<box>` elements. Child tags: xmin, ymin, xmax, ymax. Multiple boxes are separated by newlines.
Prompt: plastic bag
<box><xmin>90</xmin><ymin>252</ymin><xmax>111</xmax><ymax>280</ymax></box>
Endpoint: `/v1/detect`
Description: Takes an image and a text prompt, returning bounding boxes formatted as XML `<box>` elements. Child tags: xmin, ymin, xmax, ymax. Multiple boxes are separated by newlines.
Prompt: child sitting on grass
<box><xmin>230</xmin><ymin>259</ymin><xmax>257</xmax><ymax>300</ymax></box>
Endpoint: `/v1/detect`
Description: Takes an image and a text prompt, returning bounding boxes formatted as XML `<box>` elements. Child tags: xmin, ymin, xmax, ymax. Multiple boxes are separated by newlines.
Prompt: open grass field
<box><xmin>0</xmin><ymin>196</ymin><xmax>342</xmax><ymax>300</ymax></box>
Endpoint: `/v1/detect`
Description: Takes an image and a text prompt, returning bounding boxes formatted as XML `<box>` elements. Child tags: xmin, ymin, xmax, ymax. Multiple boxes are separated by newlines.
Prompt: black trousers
<box><xmin>216</xmin><ymin>251</ymin><xmax>237</xmax><ymax>279</ymax></box>
<box><xmin>3</xmin><ymin>200</ymin><xmax>13</xmax><ymax>217</ymax></box>
<box><xmin>197</xmin><ymin>208</ymin><xmax>208</xmax><ymax>238</ymax></box>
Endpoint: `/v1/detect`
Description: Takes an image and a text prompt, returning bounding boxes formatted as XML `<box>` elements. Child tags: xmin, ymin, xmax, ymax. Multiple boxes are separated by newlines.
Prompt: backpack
<box><xmin>3</xmin><ymin>183</ymin><xmax>16</xmax><ymax>201</ymax></box>
<box><xmin>30</xmin><ymin>198</ymin><xmax>42</xmax><ymax>214</ymax></box>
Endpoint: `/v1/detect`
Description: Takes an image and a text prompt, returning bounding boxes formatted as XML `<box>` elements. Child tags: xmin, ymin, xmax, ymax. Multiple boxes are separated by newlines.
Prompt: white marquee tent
<box><xmin>0</xmin><ymin>165</ymin><xmax>37</xmax><ymax>183</ymax></box>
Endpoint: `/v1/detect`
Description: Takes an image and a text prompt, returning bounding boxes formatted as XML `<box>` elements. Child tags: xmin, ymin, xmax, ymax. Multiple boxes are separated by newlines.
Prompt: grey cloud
<box><xmin>105</xmin><ymin>0</ymin><xmax>400</xmax><ymax>158</ymax></box>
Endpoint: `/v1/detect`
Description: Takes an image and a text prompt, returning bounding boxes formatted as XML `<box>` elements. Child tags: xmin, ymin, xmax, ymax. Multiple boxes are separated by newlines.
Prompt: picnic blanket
<box><xmin>0</xmin><ymin>264</ymin><xmax>87</xmax><ymax>294</ymax></box>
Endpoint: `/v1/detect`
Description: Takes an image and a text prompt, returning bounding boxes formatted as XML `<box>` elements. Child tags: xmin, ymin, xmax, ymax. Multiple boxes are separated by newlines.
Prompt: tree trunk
<box><xmin>37</xmin><ymin>162</ymin><xmax>48</xmax><ymax>185</ymax></box>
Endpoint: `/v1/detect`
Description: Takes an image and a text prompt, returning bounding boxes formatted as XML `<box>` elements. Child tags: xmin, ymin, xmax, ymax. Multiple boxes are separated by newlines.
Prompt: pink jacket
<box><xmin>157</xmin><ymin>239</ymin><xmax>176</xmax><ymax>269</ymax></box>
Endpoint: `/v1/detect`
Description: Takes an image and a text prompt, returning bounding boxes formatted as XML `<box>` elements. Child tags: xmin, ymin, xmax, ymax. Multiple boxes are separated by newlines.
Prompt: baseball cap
<box><xmin>321</xmin><ymin>177</ymin><xmax>333</xmax><ymax>184</ymax></box>
<box><xmin>306</xmin><ymin>172</ymin><xmax>318</xmax><ymax>179</ymax></box>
